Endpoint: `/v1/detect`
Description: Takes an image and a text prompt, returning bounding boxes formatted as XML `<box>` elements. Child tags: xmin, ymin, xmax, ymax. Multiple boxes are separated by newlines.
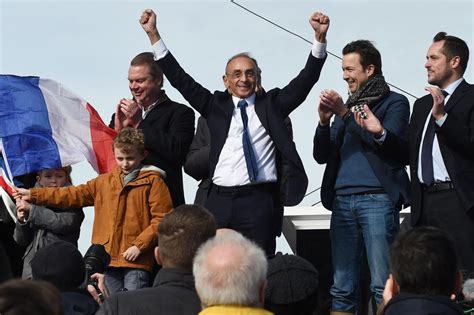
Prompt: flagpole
<box><xmin>0</xmin><ymin>140</ymin><xmax>14</xmax><ymax>182</ymax></box>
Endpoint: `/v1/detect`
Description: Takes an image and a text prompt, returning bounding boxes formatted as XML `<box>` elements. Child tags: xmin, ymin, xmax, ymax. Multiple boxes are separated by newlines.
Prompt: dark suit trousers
<box><xmin>420</xmin><ymin>188</ymin><xmax>474</xmax><ymax>273</ymax></box>
<box><xmin>205</xmin><ymin>182</ymin><xmax>279</xmax><ymax>256</ymax></box>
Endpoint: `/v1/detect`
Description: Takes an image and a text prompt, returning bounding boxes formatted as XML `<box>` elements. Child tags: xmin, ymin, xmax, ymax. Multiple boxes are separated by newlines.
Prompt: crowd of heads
<box><xmin>2</xmin><ymin>224</ymin><xmax>471</xmax><ymax>315</ymax></box>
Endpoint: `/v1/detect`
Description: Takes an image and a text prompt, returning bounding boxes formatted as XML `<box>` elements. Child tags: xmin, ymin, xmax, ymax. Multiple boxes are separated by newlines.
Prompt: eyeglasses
<box><xmin>226</xmin><ymin>70</ymin><xmax>256</xmax><ymax>80</ymax></box>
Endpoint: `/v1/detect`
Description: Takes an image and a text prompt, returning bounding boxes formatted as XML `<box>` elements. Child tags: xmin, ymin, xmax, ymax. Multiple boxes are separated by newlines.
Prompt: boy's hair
<box><xmin>390</xmin><ymin>226</ymin><xmax>458</xmax><ymax>296</ymax></box>
<box><xmin>158</xmin><ymin>204</ymin><xmax>217</xmax><ymax>270</ymax></box>
<box><xmin>113</xmin><ymin>127</ymin><xmax>146</xmax><ymax>155</ymax></box>
<box><xmin>37</xmin><ymin>165</ymin><xmax>73</xmax><ymax>183</ymax></box>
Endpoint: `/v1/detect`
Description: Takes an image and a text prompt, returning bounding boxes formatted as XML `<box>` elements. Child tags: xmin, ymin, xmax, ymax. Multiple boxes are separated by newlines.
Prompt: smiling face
<box><xmin>128</xmin><ymin>64</ymin><xmax>162</xmax><ymax>108</ymax></box>
<box><xmin>114</xmin><ymin>146</ymin><xmax>146</xmax><ymax>175</ymax></box>
<box><xmin>223</xmin><ymin>56</ymin><xmax>258</xmax><ymax>99</ymax></box>
<box><xmin>342</xmin><ymin>52</ymin><xmax>374</xmax><ymax>93</ymax></box>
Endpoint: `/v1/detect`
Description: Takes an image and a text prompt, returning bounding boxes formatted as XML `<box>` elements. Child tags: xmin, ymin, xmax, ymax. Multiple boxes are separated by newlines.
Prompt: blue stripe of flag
<box><xmin>0</xmin><ymin>75</ymin><xmax>61</xmax><ymax>176</ymax></box>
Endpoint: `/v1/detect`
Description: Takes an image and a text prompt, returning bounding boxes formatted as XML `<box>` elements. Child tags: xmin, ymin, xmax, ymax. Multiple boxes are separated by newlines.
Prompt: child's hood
<box><xmin>139</xmin><ymin>165</ymin><xmax>167</xmax><ymax>179</ymax></box>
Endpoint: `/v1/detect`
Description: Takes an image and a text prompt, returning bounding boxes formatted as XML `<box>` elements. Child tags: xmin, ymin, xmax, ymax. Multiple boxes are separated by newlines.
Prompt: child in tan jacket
<box><xmin>14</xmin><ymin>128</ymin><xmax>173</xmax><ymax>293</ymax></box>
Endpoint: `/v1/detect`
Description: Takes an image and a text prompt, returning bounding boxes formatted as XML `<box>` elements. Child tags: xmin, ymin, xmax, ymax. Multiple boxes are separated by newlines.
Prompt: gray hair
<box><xmin>193</xmin><ymin>231</ymin><xmax>267</xmax><ymax>307</ymax></box>
<box><xmin>225</xmin><ymin>52</ymin><xmax>261</xmax><ymax>76</ymax></box>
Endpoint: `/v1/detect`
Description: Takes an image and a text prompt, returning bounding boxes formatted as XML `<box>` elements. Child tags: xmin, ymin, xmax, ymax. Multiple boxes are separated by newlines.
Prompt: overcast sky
<box><xmin>1</xmin><ymin>0</ymin><xmax>472</xmax><ymax>253</ymax></box>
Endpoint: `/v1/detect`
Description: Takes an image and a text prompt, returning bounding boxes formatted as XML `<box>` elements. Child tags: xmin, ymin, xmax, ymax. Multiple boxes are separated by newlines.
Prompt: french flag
<box><xmin>0</xmin><ymin>75</ymin><xmax>117</xmax><ymax>179</ymax></box>
<box><xmin>0</xmin><ymin>160</ymin><xmax>17</xmax><ymax>223</ymax></box>
<box><xmin>0</xmin><ymin>164</ymin><xmax>15</xmax><ymax>197</ymax></box>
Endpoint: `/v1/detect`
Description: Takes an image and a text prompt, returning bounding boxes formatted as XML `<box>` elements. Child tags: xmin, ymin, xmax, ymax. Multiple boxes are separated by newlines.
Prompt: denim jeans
<box><xmin>104</xmin><ymin>267</ymin><xmax>150</xmax><ymax>294</ymax></box>
<box><xmin>330</xmin><ymin>194</ymin><xmax>399</xmax><ymax>313</ymax></box>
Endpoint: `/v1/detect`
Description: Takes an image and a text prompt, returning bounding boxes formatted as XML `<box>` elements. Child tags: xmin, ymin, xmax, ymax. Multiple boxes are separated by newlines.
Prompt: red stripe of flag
<box><xmin>0</xmin><ymin>174</ymin><xmax>14</xmax><ymax>196</ymax></box>
<box><xmin>85</xmin><ymin>103</ymin><xmax>117</xmax><ymax>174</ymax></box>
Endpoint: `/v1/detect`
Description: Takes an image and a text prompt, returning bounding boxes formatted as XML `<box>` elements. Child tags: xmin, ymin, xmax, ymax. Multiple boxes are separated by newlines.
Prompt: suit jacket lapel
<box><xmin>254</xmin><ymin>92</ymin><xmax>269</xmax><ymax>131</ymax></box>
<box><xmin>209</xmin><ymin>93</ymin><xmax>237</xmax><ymax>178</ymax></box>
<box><xmin>218</xmin><ymin>96</ymin><xmax>236</xmax><ymax>148</ymax></box>
<box><xmin>444</xmin><ymin>79</ymin><xmax>468</xmax><ymax>113</ymax></box>
<box><xmin>255</xmin><ymin>105</ymin><xmax>270</xmax><ymax>135</ymax></box>
<box><xmin>223</xmin><ymin>97</ymin><xmax>234</xmax><ymax>118</ymax></box>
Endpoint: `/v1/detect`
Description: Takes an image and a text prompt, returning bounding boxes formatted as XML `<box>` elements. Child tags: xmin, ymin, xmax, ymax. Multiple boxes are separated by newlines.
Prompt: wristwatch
<box><xmin>374</xmin><ymin>128</ymin><xmax>386</xmax><ymax>140</ymax></box>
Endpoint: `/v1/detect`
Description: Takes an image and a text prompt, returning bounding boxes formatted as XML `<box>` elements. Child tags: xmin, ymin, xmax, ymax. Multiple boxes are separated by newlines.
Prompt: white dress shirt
<box><xmin>417</xmin><ymin>78</ymin><xmax>464</xmax><ymax>183</ymax></box>
<box><xmin>213</xmin><ymin>95</ymin><xmax>277</xmax><ymax>186</ymax></box>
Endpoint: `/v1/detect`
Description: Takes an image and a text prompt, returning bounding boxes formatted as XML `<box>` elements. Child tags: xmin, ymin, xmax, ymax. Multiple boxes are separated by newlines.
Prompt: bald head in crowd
<box><xmin>193</xmin><ymin>231</ymin><xmax>268</xmax><ymax>310</ymax></box>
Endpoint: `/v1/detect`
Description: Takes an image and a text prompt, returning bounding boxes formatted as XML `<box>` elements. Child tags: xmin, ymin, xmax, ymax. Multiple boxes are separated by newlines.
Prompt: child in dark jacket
<box><xmin>14</xmin><ymin>166</ymin><xmax>84</xmax><ymax>279</ymax></box>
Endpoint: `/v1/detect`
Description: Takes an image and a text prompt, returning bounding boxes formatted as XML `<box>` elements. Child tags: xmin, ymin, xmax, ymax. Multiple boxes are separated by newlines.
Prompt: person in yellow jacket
<box><xmin>193</xmin><ymin>230</ymin><xmax>273</xmax><ymax>315</ymax></box>
<box><xmin>14</xmin><ymin>127</ymin><xmax>173</xmax><ymax>293</ymax></box>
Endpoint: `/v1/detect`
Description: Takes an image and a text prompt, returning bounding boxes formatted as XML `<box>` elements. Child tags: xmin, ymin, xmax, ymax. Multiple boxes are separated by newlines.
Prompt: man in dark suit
<box><xmin>183</xmin><ymin>63</ymin><xmax>270</xmax><ymax>206</ymax></box>
<box><xmin>183</xmin><ymin>116</ymin><xmax>211</xmax><ymax>206</ymax></box>
<box><xmin>184</xmin><ymin>115</ymin><xmax>294</xmax><ymax>254</ymax></box>
<box><xmin>361</xmin><ymin>32</ymin><xmax>474</xmax><ymax>274</ymax></box>
<box><xmin>139</xmin><ymin>8</ymin><xmax>329</xmax><ymax>256</ymax></box>
<box><xmin>313</xmin><ymin>40</ymin><xmax>410</xmax><ymax>313</ymax></box>
<box><xmin>110</xmin><ymin>52</ymin><xmax>195</xmax><ymax>207</ymax></box>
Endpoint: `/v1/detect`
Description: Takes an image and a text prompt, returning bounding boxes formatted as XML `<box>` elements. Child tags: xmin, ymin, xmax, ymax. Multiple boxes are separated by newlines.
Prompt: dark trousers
<box><xmin>421</xmin><ymin>188</ymin><xmax>474</xmax><ymax>273</ymax></box>
<box><xmin>205</xmin><ymin>182</ymin><xmax>278</xmax><ymax>256</ymax></box>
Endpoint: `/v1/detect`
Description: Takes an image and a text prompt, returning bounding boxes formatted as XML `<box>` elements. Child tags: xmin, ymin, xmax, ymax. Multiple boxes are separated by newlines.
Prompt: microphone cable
<box><xmin>230</xmin><ymin>0</ymin><xmax>419</xmax><ymax>100</ymax></box>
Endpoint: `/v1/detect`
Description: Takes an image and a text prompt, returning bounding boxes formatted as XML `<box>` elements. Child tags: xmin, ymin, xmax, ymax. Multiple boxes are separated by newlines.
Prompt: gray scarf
<box><xmin>123</xmin><ymin>165</ymin><xmax>142</xmax><ymax>185</ymax></box>
<box><xmin>345</xmin><ymin>74</ymin><xmax>390</xmax><ymax>111</ymax></box>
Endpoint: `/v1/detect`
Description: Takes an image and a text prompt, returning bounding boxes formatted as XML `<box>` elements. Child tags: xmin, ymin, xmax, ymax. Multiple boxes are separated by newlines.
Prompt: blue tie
<box><xmin>421</xmin><ymin>90</ymin><xmax>448</xmax><ymax>185</ymax></box>
<box><xmin>238</xmin><ymin>99</ymin><xmax>259</xmax><ymax>182</ymax></box>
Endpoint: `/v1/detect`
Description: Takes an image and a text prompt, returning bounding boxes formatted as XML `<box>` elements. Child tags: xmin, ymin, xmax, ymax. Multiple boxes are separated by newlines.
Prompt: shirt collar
<box><xmin>141</xmin><ymin>91</ymin><xmax>169</xmax><ymax>119</ymax></box>
<box><xmin>443</xmin><ymin>77</ymin><xmax>464</xmax><ymax>96</ymax></box>
<box><xmin>232</xmin><ymin>93</ymin><xmax>256</xmax><ymax>108</ymax></box>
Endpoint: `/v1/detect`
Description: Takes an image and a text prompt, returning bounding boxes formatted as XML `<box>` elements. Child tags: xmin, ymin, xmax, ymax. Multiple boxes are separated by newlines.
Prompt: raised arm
<box><xmin>309</xmin><ymin>11</ymin><xmax>329</xmax><ymax>43</ymax></box>
<box><xmin>138</xmin><ymin>9</ymin><xmax>214</xmax><ymax>116</ymax></box>
<box><xmin>275</xmin><ymin>11</ymin><xmax>330</xmax><ymax>116</ymax></box>
<box><xmin>140</xmin><ymin>9</ymin><xmax>161</xmax><ymax>45</ymax></box>
<box><xmin>28</xmin><ymin>183</ymin><xmax>95</xmax><ymax>209</ymax></box>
